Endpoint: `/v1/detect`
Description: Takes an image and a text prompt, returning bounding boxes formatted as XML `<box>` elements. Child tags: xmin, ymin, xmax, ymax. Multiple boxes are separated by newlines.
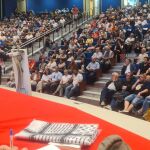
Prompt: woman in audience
<box><xmin>30</xmin><ymin>69</ymin><xmax>41</xmax><ymax>91</ymax></box>
<box><xmin>46</xmin><ymin>58</ymin><xmax>57</xmax><ymax>72</ymax></box>
<box><xmin>64</xmin><ymin>69</ymin><xmax>83</xmax><ymax>99</ymax></box>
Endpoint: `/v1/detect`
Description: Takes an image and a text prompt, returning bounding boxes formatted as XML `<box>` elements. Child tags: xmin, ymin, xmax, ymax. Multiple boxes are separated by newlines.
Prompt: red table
<box><xmin>0</xmin><ymin>88</ymin><xmax>150</xmax><ymax>150</ymax></box>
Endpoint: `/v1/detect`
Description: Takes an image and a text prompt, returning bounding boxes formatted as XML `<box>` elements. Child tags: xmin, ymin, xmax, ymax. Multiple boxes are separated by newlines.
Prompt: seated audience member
<box><xmin>137</xmin><ymin>47</ymin><xmax>148</xmax><ymax>63</ymax></box>
<box><xmin>30</xmin><ymin>69</ymin><xmax>41</xmax><ymax>91</ymax></box>
<box><xmin>136</xmin><ymin>57</ymin><xmax>150</xmax><ymax>75</ymax></box>
<box><xmin>38</xmin><ymin>58</ymin><xmax>47</xmax><ymax>73</ymax></box>
<box><xmin>101</xmin><ymin>46</ymin><xmax>114</xmax><ymax>72</ymax></box>
<box><xmin>121</xmin><ymin>58</ymin><xmax>136</xmax><ymax>76</ymax></box>
<box><xmin>59</xmin><ymin>17</ymin><xmax>66</xmax><ymax>26</ymax></box>
<box><xmin>86</xmin><ymin>57</ymin><xmax>100</xmax><ymax>84</ymax></box>
<box><xmin>92</xmin><ymin>47</ymin><xmax>103</xmax><ymax>61</ymax></box>
<box><xmin>146</xmin><ymin>68</ymin><xmax>150</xmax><ymax>75</ymax></box>
<box><xmin>124</xmin><ymin>33</ymin><xmax>135</xmax><ymax>54</ymax></box>
<box><xmin>100</xmin><ymin>72</ymin><xmax>122</xmax><ymax>106</ymax></box>
<box><xmin>57</xmin><ymin>59</ymin><xmax>66</xmax><ymax>73</ymax></box>
<box><xmin>121</xmin><ymin>74</ymin><xmax>150</xmax><ymax>113</ymax></box>
<box><xmin>111</xmin><ymin>73</ymin><xmax>136</xmax><ymax>111</ymax></box>
<box><xmin>136</xmin><ymin>95</ymin><xmax>150</xmax><ymax>116</ymax></box>
<box><xmin>46</xmin><ymin>58</ymin><xmax>57</xmax><ymax>72</ymax></box>
<box><xmin>98</xmin><ymin>135</ymin><xmax>131</xmax><ymax>150</ymax></box>
<box><xmin>53</xmin><ymin>69</ymin><xmax>72</xmax><ymax>96</ymax></box>
<box><xmin>67</xmin><ymin>58</ymin><xmax>78</xmax><ymax>71</ymax></box>
<box><xmin>49</xmin><ymin>67</ymin><xmax>63</xmax><ymax>93</ymax></box>
<box><xmin>64</xmin><ymin>69</ymin><xmax>83</xmax><ymax>99</ymax></box>
<box><xmin>36</xmin><ymin>69</ymin><xmax>50</xmax><ymax>93</ymax></box>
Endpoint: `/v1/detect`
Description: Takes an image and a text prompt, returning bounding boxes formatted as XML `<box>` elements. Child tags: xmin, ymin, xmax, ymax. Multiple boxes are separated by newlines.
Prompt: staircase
<box><xmin>77</xmin><ymin>62</ymin><xmax>124</xmax><ymax>106</ymax></box>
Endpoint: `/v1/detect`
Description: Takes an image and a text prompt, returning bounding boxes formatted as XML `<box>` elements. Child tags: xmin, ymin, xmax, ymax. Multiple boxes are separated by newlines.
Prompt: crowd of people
<box><xmin>0</xmin><ymin>6</ymin><xmax>81</xmax><ymax>53</ymax></box>
<box><xmin>1</xmin><ymin>3</ymin><xmax>150</xmax><ymax>120</ymax></box>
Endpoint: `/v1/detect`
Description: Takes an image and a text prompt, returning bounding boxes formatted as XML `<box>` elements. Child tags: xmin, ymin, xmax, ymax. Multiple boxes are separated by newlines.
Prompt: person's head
<box><xmin>146</xmin><ymin>75</ymin><xmax>150</xmax><ymax>81</ymax></box>
<box><xmin>64</xmin><ymin>69</ymin><xmax>68</xmax><ymax>75</ymax></box>
<box><xmin>96</xmin><ymin>47</ymin><xmax>100</xmax><ymax>53</ymax></box>
<box><xmin>44</xmin><ymin>69</ymin><xmax>49</xmax><ymax>75</ymax></box>
<box><xmin>141</xmin><ymin>47</ymin><xmax>146</xmax><ymax>54</ymax></box>
<box><xmin>98</xmin><ymin>135</ymin><xmax>131</xmax><ymax>150</ymax></box>
<box><xmin>54</xmin><ymin>67</ymin><xmax>58</xmax><ymax>72</ymax></box>
<box><xmin>125</xmin><ymin>58</ymin><xmax>131</xmax><ymax>65</ymax></box>
<box><xmin>92</xmin><ymin>57</ymin><xmax>96</xmax><ymax>63</ymax></box>
<box><xmin>125</xmin><ymin>72</ymin><xmax>132</xmax><ymax>81</ymax></box>
<box><xmin>144</xmin><ymin>57</ymin><xmax>149</xmax><ymax>63</ymax></box>
<box><xmin>73</xmin><ymin>69</ymin><xmax>78</xmax><ymax>75</ymax></box>
<box><xmin>139</xmin><ymin>74</ymin><xmax>147</xmax><ymax>82</ymax></box>
<box><xmin>112</xmin><ymin>72</ymin><xmax>119</xmax><ymax>81</ymax></box>
<box><xmin>104</xmin><ymin>46</ymin><xmax>110</xmax><ymax>51</ymax></box>
<box><xmin>34</xmin><ymin>69</ymin><xmax>39</xmax><ymax>74</ymax></box>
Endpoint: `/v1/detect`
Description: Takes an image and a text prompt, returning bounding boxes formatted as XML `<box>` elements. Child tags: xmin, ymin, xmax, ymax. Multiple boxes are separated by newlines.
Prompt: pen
<box><xmin>10</xmin><ymin>129</ymin><xmax>13</xmax><ymax>150</ymax></box>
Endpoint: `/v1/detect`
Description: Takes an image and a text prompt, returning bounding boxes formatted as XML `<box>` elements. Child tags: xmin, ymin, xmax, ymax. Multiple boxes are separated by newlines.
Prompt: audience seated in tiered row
<box><xmin>5</xmin><ymin>3</ymin><xmax>150</xmax><ymax>120</ymax></box>
<box><xmin>0</xmin><ymin>8</ymin><xmax>81</xmax><ymax>52</ymax></box>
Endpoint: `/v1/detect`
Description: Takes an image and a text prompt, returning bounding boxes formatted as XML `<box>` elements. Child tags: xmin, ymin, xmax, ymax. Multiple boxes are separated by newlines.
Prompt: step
<box><xmin>112</xmin><ymin>66</ymin><xmax>122</xmax><ymax>69</ymax></box>
<box><xmin>99</xmin><ymin>76</ymin><xmax>111</xmax><ymax>81</ymax></box>
<box><xmin>102</xmin><ymin>73</ymin><xmax>112</xmax><ymax>78</ymax></box>
<box><xmin>1</xmin><ymin>75</ymin><xmax>10</xmax><ymax>81</ymax></box>
<box><xmin>95</xmin><ymin>80</ymin><xmax>107</xmax><ymax>87</ymax></box>
<box><xmin>115</xmin><ymin>63</ymin><xmax>124</xmax><ymax>66</ymax></box>
<box><xmin>82</xmin><ymin>90</ymin><xmax>100</xmax><ymax>99</ymax></box>
<box><xmin>77</xmin><ymin>95</ymin><xmax>100</xmax><ymax>106</ymax></box>
<box><xmin>109</xmin><ymin>69</ymin><xmax>121</xmax><ymax>73</ymax></box>
<box><xmin>87</xmin><ymin>86</ymin><xmax>102</xmax><ymax>92</ymax></box>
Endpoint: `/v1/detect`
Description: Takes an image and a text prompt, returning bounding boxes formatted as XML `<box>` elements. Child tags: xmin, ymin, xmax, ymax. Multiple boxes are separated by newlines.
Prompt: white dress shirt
<box><xmin>86</xmin><ymin>62</ymin><xmax>100</xmax><ymax>70</ymax></box>
<box><xmin>50</xmin><ymin>72</ymin><xmax>63</xmax><ymax>82</ymax></box>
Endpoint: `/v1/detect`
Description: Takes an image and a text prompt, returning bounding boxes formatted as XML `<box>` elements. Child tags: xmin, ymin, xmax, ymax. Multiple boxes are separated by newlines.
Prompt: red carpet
<box><xmin>0</xmin><ymin>88</ymin><xmax>150</xmax><ymax>150</ymax></box>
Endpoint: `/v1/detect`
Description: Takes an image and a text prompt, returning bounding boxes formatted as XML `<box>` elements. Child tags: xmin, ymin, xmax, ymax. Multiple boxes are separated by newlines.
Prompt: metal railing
<box><xmin>11</xmin><ymin>11</ymin><xmax>93</xmax><ymax>56</ymax></box>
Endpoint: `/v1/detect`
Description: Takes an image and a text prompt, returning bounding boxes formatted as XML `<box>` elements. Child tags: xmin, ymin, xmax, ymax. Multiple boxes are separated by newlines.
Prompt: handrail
<box><xmin>5</xmin><ymin>11</ymin><xmax>92</xmax><ymax>54</ymax></box>
<box><xmin>19</xmin><ymin>19</ymin><xmax>72</xmax><ymax>48</ymax></box>
<box><xmin>19</xmin><ymin>12</ymin><xmax>88</xmax><ymax>48</ymax></box>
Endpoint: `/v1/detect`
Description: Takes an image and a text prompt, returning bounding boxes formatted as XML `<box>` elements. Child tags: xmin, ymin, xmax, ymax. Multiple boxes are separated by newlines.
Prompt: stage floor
<box><xmin>0</xmin><ymin>87</ymin><xmax>150</xmax><ymax>150</ymax></box>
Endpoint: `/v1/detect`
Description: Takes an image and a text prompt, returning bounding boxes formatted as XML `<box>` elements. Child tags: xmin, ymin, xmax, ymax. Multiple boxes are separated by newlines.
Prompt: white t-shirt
<box><xmin>92</xmin><ymin>52</ymin><xmax>103</xmax><ymax>59</ymax></box>
<box><xmin>108</xmin><ymin>82</ymin><xmax>116</xmax><ymax>91</ymax></box>
<box><xmin>72</xmin><ymin>73</ymin><xmax>83</xmax><ymax>86</ymax></box>
<box><xmin>60</xmin><ymin>75</ymin><xmax>72</xmax><ymax>84</ymax></box>
<box><xmin>41</xmin><ymin>74</ymin><xmax>50</xmax><ymax>82</ymax></box>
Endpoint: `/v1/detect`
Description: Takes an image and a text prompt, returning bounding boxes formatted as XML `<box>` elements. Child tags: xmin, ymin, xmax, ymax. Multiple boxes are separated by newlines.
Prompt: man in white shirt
<box><xmin>86</xmin><ymin>57</ymin><xmax>100</xmax><ymax>84</ymax></box>
<box><xmin>53</xmin><ymin>69</ymin><xmax>72</xmax><ymax>96</ymax></box>
<box><xmin>64</xmin><ymin>69</ymin><xmax>83</xmax><ymax>99</ymax></box>
<box><xmin>60</xmin><ymin>17</ymin><xmax>65</xmax><ymax>27</ymax></box>
<box><xmin>49</xmin><ymin>67</ymin><xmax>63</xmax><ymax>93</ymax></box>
<box><xmin>52</xmin><ymin>21</ymin><xmax>58</xmax><ymax>28</ymax></box>
<box><xmin>138</xmin><ymin>48</ymin><xmax>148</xmax><ymax>63</ymax></box>
<box><xmin>36</xmin><ymin>69</ymin><xmax>50</xmax><ymax>93</ymax></box>
<box><xmin>92</xmin><ymin>47</ymin><xmax>103</xmax><ymax>61</ymax></box>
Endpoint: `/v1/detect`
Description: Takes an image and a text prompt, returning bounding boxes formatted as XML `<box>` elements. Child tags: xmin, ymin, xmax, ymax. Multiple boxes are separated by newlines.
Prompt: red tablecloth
<box><xmin>0</xmin><ymin>88</ymin><xmax>150</xmax><ymax>150</ymax></box>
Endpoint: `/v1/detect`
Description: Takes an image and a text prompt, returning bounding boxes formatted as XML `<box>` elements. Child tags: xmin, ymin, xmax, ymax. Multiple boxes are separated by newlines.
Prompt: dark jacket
<box><xmin>105</xmin><ymin>80</ymin><xmax>122</xmax><ymax>91</ymax></box>
<box><xmin>121</xmin><ymin>64</ymin><xmax>135</xmax><ymax>75</ymax></box>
